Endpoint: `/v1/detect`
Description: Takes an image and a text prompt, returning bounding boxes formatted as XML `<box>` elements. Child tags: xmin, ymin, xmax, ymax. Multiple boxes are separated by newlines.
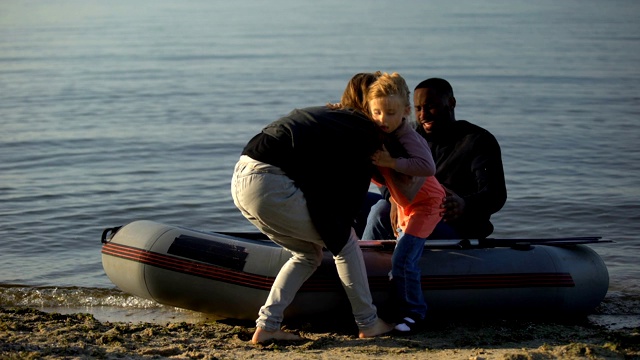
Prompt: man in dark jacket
<box><xmin>362</xmin><ymin>78</ymin><xmax>507</xmax><ymax>240</ymax></box>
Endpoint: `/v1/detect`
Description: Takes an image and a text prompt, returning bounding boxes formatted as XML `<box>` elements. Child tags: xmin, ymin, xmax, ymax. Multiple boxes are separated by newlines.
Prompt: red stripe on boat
<box><xmin>102</xmin><ymin>243</ymin><xmax>575</xmax><ymax>292</ymax></box>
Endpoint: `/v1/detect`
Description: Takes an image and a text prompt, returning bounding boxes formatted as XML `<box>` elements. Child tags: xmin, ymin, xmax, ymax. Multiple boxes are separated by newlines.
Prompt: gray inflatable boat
<box><xmin>101</xmin><ymin>220</ymin><xmax>610</xmax><ymax>321</ymax></box>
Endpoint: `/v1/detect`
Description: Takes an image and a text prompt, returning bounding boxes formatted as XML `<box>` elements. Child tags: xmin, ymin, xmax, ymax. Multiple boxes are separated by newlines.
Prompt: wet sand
<box><xmin>1</xmin><ymin>306</ymin><xmax>638</xmax><ymax>359</ymax></box>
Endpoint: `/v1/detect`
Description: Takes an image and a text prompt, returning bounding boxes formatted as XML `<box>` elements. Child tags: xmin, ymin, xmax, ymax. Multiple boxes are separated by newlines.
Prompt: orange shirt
<box><xmin>377</xmin><ymin>170</ymin><xmax>445</xmax><ymax>239</ymax></box>
<box><xmin>394</xmin><ymin>176</ymin><xmax>444</xmax><ymax>238</ymax></box>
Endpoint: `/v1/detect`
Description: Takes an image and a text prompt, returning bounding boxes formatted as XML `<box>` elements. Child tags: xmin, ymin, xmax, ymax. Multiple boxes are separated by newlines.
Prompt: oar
<box><xmin>358</xmin><ymin>237</ymin><xmax>612</xmax><ymax>250</ymax></box>
<box><xmin>478</xmin><ymin>236</ymin><xmax>611</xmax><ymax>248</ymax></box>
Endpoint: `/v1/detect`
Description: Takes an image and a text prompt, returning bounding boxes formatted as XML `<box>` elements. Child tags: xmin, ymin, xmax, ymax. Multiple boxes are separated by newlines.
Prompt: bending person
<box><xmin>231</xmin><ymin>73</ymin><xmax>393</xmax><ymax>344</ymax></box>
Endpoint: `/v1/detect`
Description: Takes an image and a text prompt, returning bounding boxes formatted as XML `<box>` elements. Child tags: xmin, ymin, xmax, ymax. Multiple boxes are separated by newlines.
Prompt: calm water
<box><xmin>1</xmin><ymin>0</ymin><xmax>639</xmax><ymax>325</ymax></box>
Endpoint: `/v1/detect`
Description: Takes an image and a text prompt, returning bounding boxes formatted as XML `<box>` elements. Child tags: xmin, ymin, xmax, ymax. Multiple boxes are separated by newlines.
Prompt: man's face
<box><xmin>413</xmin><ymin>88</ymin><xmax>454</xmax><ymax>135</ymax></box>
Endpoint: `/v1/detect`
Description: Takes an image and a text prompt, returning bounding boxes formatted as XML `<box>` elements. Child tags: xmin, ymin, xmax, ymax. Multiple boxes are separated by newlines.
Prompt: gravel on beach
<box><xmin>1</xmin><ymin>306</ymin><xmax>639</xmax><ymax>359</ymax></box>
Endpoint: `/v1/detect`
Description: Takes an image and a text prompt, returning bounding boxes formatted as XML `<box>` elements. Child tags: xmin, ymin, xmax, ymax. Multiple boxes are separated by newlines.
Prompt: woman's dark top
<box><xmin>242</xmin><ymin>106</ymin><xmax>381</xmax><ymax>254</ymax></box>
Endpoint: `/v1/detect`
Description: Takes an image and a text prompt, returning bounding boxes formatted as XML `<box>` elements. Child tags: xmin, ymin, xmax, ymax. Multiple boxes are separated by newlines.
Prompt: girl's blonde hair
<box><xmin>366</xmin><ymin>72</ymin><xmax>411</xmax><ymax>108</ymax></box>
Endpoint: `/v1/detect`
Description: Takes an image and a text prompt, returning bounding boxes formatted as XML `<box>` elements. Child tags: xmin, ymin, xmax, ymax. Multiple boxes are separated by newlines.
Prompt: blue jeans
<box><xmin>363</xmin><ymin>195</ymin><xmax>461</xmax><ymax>320</ymax></box>
<box><xmin>362</xmin><ymin>198</ymin><xmax>394</xmax><ymax>240</ymax></box>
<box><xmin>392</xmin><ymin>231</ymin><xmax>428</xmax><ymax>319</ymax></box>
<box><xmin>354</xmin><ymin>192</ymin><xmax>384</xmax><ymax>238</ymax></box>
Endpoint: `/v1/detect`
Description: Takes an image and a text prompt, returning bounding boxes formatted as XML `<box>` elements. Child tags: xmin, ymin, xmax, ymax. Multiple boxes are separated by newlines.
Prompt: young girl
<box><xmin>366</xmin><ymin>72</ymin><xmax>445</xmax><ymax>334</ymax></box>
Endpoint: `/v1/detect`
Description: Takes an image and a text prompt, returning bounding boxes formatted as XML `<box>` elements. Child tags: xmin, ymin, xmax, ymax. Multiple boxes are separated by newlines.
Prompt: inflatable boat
<box><xmin>101</xmin><ymin>220</ymin><xmax>610</xmax><ymax>321</ymax></box>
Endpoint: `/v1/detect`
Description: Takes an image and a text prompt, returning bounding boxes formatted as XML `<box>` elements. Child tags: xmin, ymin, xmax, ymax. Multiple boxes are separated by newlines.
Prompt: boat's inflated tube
<box><xmin>101</xmin><ymin>220</ymin><xmax>609</xmax><ymax>320</ymax></box>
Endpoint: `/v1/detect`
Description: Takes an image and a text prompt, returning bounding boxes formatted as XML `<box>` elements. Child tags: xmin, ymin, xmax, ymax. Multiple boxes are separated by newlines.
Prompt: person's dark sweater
<box><xmin>418</xmin><ymin>119</ymin><xmax>507</xmax><ymax>239</ymax></box>
<box><xmin>242</xmin><ymin>106</ymin><xmax>382</xmax><ymax>254</ymax></box>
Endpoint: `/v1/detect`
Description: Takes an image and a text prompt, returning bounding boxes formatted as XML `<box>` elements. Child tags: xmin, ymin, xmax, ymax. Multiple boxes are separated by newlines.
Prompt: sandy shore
<box><xmin>1</xmin><ymin>306</ymin><xmax>638</xmax><ymax>360</ymax></box>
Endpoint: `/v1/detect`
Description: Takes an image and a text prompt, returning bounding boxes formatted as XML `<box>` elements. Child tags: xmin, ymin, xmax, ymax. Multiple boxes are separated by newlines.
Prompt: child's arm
<box><xmin>373</xmin><ymin>120</ymin><xmax>435</xmax><ymax>177</ymax></box>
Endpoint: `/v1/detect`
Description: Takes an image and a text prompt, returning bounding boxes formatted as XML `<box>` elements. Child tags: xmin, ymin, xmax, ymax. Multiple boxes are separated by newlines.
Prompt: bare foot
<box><xmin>358</xmin><ymin>318</ymin><xmax>394</xmax><ymax>338</ymax></box>
<box><xmin>251</xmin><ymin>327</ymin><xmax>303</xmax><ymax>344</ymax></box>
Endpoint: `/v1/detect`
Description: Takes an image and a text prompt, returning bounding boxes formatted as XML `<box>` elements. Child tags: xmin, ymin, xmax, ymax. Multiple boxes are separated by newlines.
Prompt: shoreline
<box><xmin>1</xmin><ymin>306</ymin><xmax>638</xmax><ymax>359</ymax></box>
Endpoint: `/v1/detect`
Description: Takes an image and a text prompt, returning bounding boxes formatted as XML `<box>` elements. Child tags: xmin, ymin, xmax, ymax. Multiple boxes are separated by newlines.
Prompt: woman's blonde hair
<box><xmin>366</xmin><ymin>72</ymin><xmax>411</xmax><ymax>108</ymax></box>
<box><xmin>327</xmin><ymin>71</ymin><xmax>382</xmax><ymax>113</ymax></box>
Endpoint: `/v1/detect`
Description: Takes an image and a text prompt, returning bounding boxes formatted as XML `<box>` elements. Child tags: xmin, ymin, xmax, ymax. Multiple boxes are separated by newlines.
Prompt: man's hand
<box><xmin>440</xmin><ymin>186</ymin><xmax>465</xmax><ymax>221</ymax></box>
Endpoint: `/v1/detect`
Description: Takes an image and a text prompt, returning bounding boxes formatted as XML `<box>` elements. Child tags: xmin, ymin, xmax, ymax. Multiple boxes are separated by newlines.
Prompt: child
<box><xmin>366</xmin><ymin>72</ymin><xmax>446</xmax><ymax>334</ymax></box>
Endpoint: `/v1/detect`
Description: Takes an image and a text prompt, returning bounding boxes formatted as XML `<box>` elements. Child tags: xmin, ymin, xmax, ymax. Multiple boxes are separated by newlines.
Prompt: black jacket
<box><xmin>242</xmin><ymin>106</ymin><xmax>382</xmax><ymax>254</ymax></box>
<box><xmin>418</xmin><ymin>120</ymin><xmax>507</xmax><ymax>238</ymax></box>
